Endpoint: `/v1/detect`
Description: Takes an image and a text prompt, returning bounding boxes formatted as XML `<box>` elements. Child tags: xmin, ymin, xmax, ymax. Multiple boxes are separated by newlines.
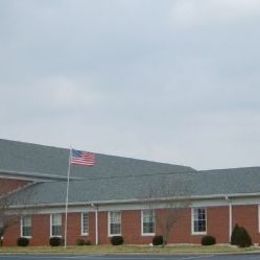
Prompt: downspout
<box><xmin>225</xmin><ymin>196</ymin><xmax>232</xmax><ymax>242</ymax></box>
<box><xmin>92</xmin><ymin>203</ymin><xmax>99</xmax><ymax>245</ymax></box>
<box><xmin>229</xmin><ymin>202</ymin><xmax>232</xmax><ymax>241</ymax></box>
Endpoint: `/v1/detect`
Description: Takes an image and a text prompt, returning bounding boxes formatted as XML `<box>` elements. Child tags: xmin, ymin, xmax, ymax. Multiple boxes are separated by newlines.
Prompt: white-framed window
<box><xmin>141</xmin><ymin>209</ymin><xmax>155</xmax><ymax>236</ymax></box>
<box><xmin>108</xmin><ymin>211</ymin><xmax>121</xmax><ymax>236</ymax></box>
<box><xmin>21</xmin><ymin>215</ymin><xmax>32</xmax><ymax>238</ymax></box>
<box><xmin>50</xmin><ymin>213</ymin><xmax>62</xmax><ymax>237</ymax></box>
<box><xmin>192</xmin><ymin>208</ymin><xmax>207</xmax><ymax>235</ymax></box>
<box><xmin>81</xmin><ymin>212</ymin><xmax>89</xmax><ymax>235</ymax></box>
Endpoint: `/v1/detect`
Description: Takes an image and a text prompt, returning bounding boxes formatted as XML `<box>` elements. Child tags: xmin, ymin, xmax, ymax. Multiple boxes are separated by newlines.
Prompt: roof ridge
<box><xmin>0</xmin><ymin>138</ymin><xmax>194</xmax><ymax>169</ymax></box>
<box><xmin>0</xmin><ymin>138</ymin><xmax>68</xmax><ymax>151</ymax></box>
<box><xmin>198</xmin><ymin>166</ymin><xmax>260</xmax><ymax>174</ymax></box>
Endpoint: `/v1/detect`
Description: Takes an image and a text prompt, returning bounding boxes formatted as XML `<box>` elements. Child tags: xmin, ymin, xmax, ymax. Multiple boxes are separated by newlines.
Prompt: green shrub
<box><xmin>201</xmin><ymin>235</ymin><xmax>216</xmax><ymax>246</ymax></box>
<box><xmin>231</xmin><ymin>224</ymin><xmax>240</xmax><ymax>246</ymax></box>
<box><xmin>17</xmin><ymin>237</ymin><xmax>29</xmax><ymax>247</ymax></box>
<box><xmin>49</xmin><ymin>237</ymin><xmax>63</xmax><ymax>246</ymax></box>
<box><xmin>152</xmin><ymin>235</ymin><xmax>164</xmax><ymax>246</ymax></box>
<box><xmin>238</xmin><ymin>227</ymin><xmax>252</xmax><ymax>248</ymax></box>
<box><xmin>110</xmin><ymin>236</ymin><xmax>124</xmax><ymax>245</ymax></box>
<box><xmin>231</xmin><ymin>224</ymin><xmax>252</xmax><ymax>248</ymax></box>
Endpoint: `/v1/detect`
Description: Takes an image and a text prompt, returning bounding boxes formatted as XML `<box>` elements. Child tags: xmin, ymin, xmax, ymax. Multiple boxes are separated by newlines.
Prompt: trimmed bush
<box><xmin>231</xmin><ymin>224</ymin><xmax>252</xmax><ymax>248</ymax></box>
<box><xmin>201</xmin><ymin>235</ymin><xmax>216</xmax><ymax>246</ymax></box>
<box><xmin>17</xmin><ymin>237</ymin><xmax>29</xmax><ymax>247</ymax></box>
<box><xmin>231</xmin><ymin>224</ymin><xmax>240</xmax><ymax>246</ymax></box>
<box><xmin>49</xmin><ymin>237</ymin><xmax>63</xmax><ymax>247</ymax></box>
<box><xmin>152</xmin><ymin>235</ymin><xmax>164</xmax><ymax>246</ymax></box>
<box><xmin>237</xmin><ymin>227</ymin><xmax>252</xmax><ymax>248</ymax></box>
<box><xmin>110</xmin><ymin>236</ymin><xmax>124</xmax><ymax>245</ymax></box>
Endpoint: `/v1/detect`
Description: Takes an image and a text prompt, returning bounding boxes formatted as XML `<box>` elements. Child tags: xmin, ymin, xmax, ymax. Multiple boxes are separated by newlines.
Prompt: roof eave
<box><xmin>0</xmin><ymin>169</ymin><xmax>81</xmax><ymax>182</ymax></box>
<box><xmin>9</xmin><ymin>192</ymin><xmax>260</xmax><ymax>210</ymax></box>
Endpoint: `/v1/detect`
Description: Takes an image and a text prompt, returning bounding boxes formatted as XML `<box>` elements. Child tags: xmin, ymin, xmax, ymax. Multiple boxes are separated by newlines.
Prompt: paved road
<box><xmin>0</xmin><ymin>254</ymin><xmax>259</xmax><ymax>260</ymax></box>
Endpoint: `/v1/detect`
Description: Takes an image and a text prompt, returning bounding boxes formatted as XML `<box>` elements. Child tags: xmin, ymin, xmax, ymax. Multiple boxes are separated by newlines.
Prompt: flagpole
<box><xmin>64</xmin><ymin>147</ymin><xmax>72</xmax><ymax>249</ymax></box>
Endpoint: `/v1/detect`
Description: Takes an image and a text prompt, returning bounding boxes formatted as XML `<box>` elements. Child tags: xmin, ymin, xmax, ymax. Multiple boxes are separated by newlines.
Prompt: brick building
<box><xmin>0</xmin><ymin>139</ymin><xmax>259</xmax><ymax>246</ymax></box>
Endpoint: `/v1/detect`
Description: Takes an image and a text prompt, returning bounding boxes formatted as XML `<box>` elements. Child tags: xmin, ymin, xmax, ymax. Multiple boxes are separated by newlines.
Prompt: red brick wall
<box><xmin>98</xmin><ymin>211</ymin><xmax>109</xmax><ymax>244</ymax></box>
<box><xmin>122</xmin><ymin>210</ymin><xmax>142</xmax><ymax>244</ymax></box>
<box><xmin>156</xmin><ymin>208</ymin><xmax>191</xmax><ymax>244</ymax></box>
<box><xmin>4</xmin><ymin>214</ymin><xmax>50</xmax><ymax>246</ymax></box>
<box><xmin>31</xmin><ymin>214</ymin><xmax>50</xmax><ymax>246</ymax></box>
<box><xmin>66</xmin><ymin>212</ymin><xmax>96</xmax><ymax>245</ymax></box>
<box><xmin>0</xmin><ymin>178</ymin><xmax>31</xmax><ymax>195</ymax></box>
<box><xmin>207</xmin><ymin>206</ymin><xmax>229</xmax><ymax>243</ymax></box>
<box><xmin>2</xmin><ymin>216</ymin><xmax>20</xmax><ymax>246</ymax></box>
<box><xmin>66</xmin><ymin>212</ymin><xmax>80</xmax><ymax>245</ymax></box>
<box><xmin>88</xmin><ymin>207</ymin><xmax>231</xmax><ymax>245</ymax></box>
<box><xmin>3</xmin><ymin>204</ymin><xmax>260</xmax><ymax>246</ymax></box>
<box><xmin>232</xmin><ymin>205</ymin><xmax>260</xmax><ymax>244</ymax></box>
<box><xmin>122</xmin><ymin>210</ymin><xmax>153</xmax><ymax>244</ymax></box>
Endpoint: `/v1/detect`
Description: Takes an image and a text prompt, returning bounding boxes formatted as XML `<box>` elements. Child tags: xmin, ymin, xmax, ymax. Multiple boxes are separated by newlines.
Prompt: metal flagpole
<box><xmin>64</xmin><ymin>147</ymin><xmax>72</xmax><ymax>249</ymax></box>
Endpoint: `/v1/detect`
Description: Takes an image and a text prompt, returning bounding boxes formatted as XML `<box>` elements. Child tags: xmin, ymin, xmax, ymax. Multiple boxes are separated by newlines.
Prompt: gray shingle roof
<box><xmin>0</xmin><ymin>139</ymin><xmax>195</xmax><ymax>180</ymax></box>
<box><xmin>9</xmin><ymin>167</ymin><xmax>260</xmax><ymax>207</ymax></box>
<box><xmin>9</xmin><ymin>173</ymin><xmax>190</xmax><ymax>206</ymax></box>
<box><xmin>2</xmin><ymin>139</ymin><xmax>260</xmax><ymax>207</ymax></box>
<box><xmin>194</xmin><ymin>167</ymin><xmax>260</xmax><ymax>195</ymax></box>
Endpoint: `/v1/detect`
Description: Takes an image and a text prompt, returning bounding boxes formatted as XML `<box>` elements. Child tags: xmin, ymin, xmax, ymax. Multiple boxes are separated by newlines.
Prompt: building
<box><xmin>0</xmin><ymin>139</ymin><xmax>259</xmax><ymax>246</ymax></box>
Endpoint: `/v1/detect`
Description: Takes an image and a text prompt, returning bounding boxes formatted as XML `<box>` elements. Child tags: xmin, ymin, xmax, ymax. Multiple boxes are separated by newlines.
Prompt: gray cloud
<box><xmin>0</xmin><ymin>0</ymin><xmax>260</xmax><ymax>170</ymax></box>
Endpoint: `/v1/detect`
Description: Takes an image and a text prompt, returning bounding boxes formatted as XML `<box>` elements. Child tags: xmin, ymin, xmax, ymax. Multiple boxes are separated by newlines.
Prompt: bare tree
<box><xmin>144</xmin><ymin>175</ymin><xmax>191</xmax><ymax>247</ymax></box>
<box><xmin>0</xmin><ymin>180</ymin><xmax>35</xmax><ymax>246</ymax></box>
<box><xmin>0</xmin><ymin>196</ymin><xmax>19</xmax><ymax>245</ymax></box>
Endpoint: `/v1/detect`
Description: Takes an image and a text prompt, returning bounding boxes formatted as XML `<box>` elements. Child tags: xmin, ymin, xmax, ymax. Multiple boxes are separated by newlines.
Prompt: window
<box><xmin>192</xmin><ymin>208</ymin><xmax>207</xmax><ymax>234</ymax></box>
<box><xmin>50</xmin><ymin>213</ymin><xmax>62</xmax><ymax>237</ymax></box>
<box><xmin>81</xmin><ymin>212</ymin><xmax>89</xmax><ymax>235</ymax></box>
<box><xmin>142</xmin><ymin>209</ymin><xmax>155</xmax><ymax>235</ymax></box>
<box><xmin>21</xmin><ymin>215</ymin><xmax>32</xmax><ymax>238</ymax></box>
<box><xmin>108</xmin><ymin>211</ymin><xmax>121</xmax><ymax>236</ymax></box>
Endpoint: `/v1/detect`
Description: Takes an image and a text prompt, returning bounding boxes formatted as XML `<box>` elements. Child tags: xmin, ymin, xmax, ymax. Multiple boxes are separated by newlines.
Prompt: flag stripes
<box><xmin>70</xmin><ymin>149</ymin><xmax>95</xmax><ymax>166</ymax></box>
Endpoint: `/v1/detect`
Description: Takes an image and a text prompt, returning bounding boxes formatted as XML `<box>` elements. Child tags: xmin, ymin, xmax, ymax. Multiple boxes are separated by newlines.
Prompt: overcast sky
<box><xmin>1</xmin><ymin>0</ymin><xmax>260</xmax><ymax>170</ymax></box>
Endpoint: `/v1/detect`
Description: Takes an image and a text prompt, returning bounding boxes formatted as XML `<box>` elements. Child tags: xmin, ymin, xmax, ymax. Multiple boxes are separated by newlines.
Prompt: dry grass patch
<box><xmin>0</xmin><ymin>245</ymin><xmax>259</xmax><ymax>255</ymax></box>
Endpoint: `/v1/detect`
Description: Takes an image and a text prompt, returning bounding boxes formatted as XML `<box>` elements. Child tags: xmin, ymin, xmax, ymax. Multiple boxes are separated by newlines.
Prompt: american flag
<box><xmin>70</xmin><ymin>149</ymin><xmax>96</xmax><ymax>166</ymax></box>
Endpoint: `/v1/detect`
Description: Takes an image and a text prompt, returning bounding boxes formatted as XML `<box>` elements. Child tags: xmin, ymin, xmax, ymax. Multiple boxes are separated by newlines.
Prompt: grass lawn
<box><xmin>0</xmin><ymin>245</ymin><xmax>259</xmax><ymax>255</ymax></box>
